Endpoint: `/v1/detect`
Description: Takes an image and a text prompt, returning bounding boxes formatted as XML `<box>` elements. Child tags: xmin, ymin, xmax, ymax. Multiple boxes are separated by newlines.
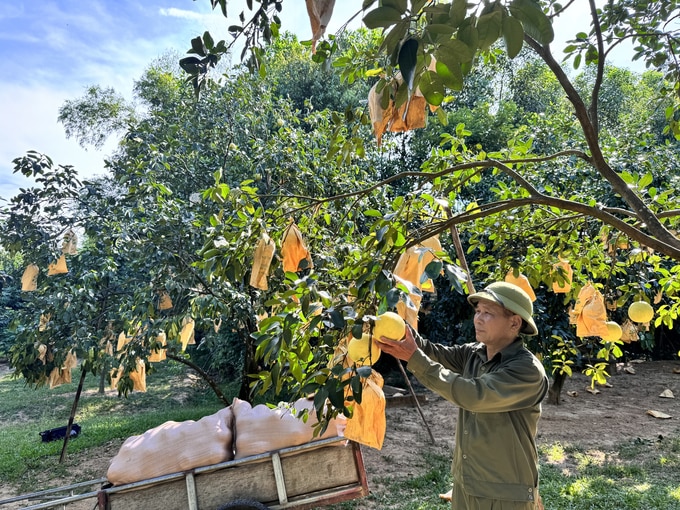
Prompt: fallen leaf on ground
<box><xmin>439</xmin><ymin>489</ymin><xmax>452</xmax><ymax>501</ymax></box>
<box><xmin>647</xmin><ymin>410</ymin><xmax>672</xmax><ymax>419</ymax></box>
<box><xmin>586</xmin><ymin>387</ymin><xmax>601</xmax><ymax>395</ymax></box>
<box><xmin>598</xmin><ymin>382</ymin><xmax>613</xmax><ymax>388</ymax></box>
<box><xmin>673</xmin><ymin>367</ymin><xmax>680</xmax><ymax>374</ymax></box>
<box><xmin>623</xmin><ymin>366</ymin><xmax>636</xmax><ymax>374</ymax></box>
<box><xmin>630</xmin><ymin>359</ymin><xmax>645</xmax><ymax>364</ymax></box>
<box><xmin>659</xmin><ymin>389</ymin><xmax>675</xmax><ymax>398</ymax></box>
<box><xmin>567</xmin><ymin>391</ymin><xmax>578</xmax><ymax>397</ymax></box>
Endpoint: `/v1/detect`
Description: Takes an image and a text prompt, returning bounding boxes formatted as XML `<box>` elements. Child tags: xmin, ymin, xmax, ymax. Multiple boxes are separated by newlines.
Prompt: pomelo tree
<box><xmin>180</xmin><ymin>0</ymin><xmax>680</xmax><ymax>405</ymax></box>
<box><xmin>2</xmin><ymin>0</ymin><xmax>680</xmax><ymax>434</ymax></box>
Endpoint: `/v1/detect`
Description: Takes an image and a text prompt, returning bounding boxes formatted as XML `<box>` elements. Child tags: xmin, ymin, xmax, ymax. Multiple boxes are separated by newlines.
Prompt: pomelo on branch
<box><xmin>600</xmin><ymin>321</ymin><xmax>622</xmax><ymax>342</ymax></box>
<box><xmin>373</xmin><ymin>311</ymin><xmax>406</xmax><ymax>341</ymax></box>
<box><xmin>347</xmin><ymin>333</ymin><xmax>381</xmax><ymax>366</ymax></box>
<box><xmin>628</xmin><ymin>301</ymin><xmax>654</xmax><ymax>323</ymax></box>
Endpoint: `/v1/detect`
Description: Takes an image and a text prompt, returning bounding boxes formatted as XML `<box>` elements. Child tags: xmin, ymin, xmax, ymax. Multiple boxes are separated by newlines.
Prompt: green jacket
<box><xmin>407</xmin><ymin>334</ymin><xmax>548</xmax><ymax>503</ymax></box>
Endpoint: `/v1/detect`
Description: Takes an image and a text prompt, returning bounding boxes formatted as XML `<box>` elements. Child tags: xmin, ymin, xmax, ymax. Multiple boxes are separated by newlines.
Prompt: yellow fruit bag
<box><xmin>344</xmin><ymin>370</ymin><xmax>386</xmax><ymax>450</ymax></box>
<box><xmin>249</xmin><ymin>232</ymin><xmax>276</xmax><ymax>290</ymax></box>
<box><xmin>570</xmin><ymin>283</ymin><xmax>609</xmax><ymax>337</ymax></box>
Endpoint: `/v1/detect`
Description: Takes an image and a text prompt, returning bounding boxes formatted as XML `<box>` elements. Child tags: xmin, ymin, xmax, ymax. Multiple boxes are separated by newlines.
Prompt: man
<box><xmin>376</xmin><ymin>281</ymin><xmax>549</xmax><ymax>510</ymax></box>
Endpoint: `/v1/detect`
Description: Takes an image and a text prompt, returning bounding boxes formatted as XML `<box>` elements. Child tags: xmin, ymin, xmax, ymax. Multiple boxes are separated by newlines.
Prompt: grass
<box><xmin>0</xmin><ymin>361</ymin><xmax>226</xmax><ymax>492</ymax></box>
<box><xmin>1</xmin><ymin>363</ymin><xmax>679</xmax><ymax>509</ymax></box>
<box><xmin>328</xmin><ymin>438</ymin><xmax>680</xmax><ymax>510</ymax></box>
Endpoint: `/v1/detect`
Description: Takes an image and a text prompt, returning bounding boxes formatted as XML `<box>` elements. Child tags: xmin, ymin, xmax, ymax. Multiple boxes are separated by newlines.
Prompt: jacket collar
<box><xmin>475</xmin><ymin>337</ymin><xmax>523</xmax><ymax>362</ymax></box>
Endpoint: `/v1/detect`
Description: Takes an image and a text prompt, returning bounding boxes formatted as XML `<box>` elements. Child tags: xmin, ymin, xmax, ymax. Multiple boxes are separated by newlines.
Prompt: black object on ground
<box><xmin>39</xmin><ymin>423</ymin><xmax>81</xmax><ymax>442</ymax></box>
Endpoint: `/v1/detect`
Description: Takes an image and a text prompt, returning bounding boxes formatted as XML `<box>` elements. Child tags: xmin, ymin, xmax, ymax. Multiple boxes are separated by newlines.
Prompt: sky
<box><xmin>0</xmin><ymin>1</ymin><xmax>645</xmax><ymax>202</ymax></box>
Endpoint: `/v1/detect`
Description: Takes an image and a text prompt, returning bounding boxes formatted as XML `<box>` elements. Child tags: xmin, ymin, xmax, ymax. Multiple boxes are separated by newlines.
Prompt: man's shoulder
<box><xmin>505</xmin><ymin>343</ymin><xmax>547</xmax><ymax>372</ymax></box>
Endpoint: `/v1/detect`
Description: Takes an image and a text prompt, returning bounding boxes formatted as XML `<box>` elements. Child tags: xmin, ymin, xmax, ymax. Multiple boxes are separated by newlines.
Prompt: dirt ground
<box><xmin>367</xmin><ymin>359</ymin><xmax>680</xmax><ymax>489</ymax></box>
<box><xmin>1</xmin><ymin>360</ymin><xmax>679</xmax><ymax>508</ymax></box>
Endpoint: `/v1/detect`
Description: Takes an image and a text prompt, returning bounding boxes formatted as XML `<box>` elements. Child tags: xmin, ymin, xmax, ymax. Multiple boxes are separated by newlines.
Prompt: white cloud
<box><xmin>160</xmin><ymin>8</ymin><xmax>207</xmax><ymax>21</ymax></box>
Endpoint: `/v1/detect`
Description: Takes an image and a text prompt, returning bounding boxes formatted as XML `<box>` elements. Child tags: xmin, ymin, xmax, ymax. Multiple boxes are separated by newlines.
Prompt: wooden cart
<box><xmin>1</xmin><ymin>437</ymin><xmax>368</xmax><ymax>510</ymax></box>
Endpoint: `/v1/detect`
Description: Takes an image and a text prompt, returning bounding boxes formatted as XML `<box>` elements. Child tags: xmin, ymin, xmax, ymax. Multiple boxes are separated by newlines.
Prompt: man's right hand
<box><xmin>374</xmin><ymin>325</ymin><xmax>418</xmax><ymax>362</ymax></box>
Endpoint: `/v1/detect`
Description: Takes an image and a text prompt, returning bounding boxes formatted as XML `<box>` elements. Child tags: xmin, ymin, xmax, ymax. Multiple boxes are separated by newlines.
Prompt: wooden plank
<box><xmin>271</xmin><ymin>452</ymin><xmax>289</xmax><ymax>504</ymax></box>
<box><xmin>107</xmin><ymin>478</ymin><xmax>188</xmax><ymax>510</ymax></box>
<box><xmin>280</xmin><ymin>442</ymin><xmax>360</xmax><ymax>498</ymax></box>
<box><xmin>193</xmin><ymin>459</ymin><xmax>279</xmax><ymax>509</ymax></box>
<box><xmin>104</xmin><ymin>439</ymin><xmax>368</xmax><ymax>510</ymax></box>
<box><xmin>186</xmin><ymin>473</ymin><xmax>198</xmax><ymax>510</ymax></box>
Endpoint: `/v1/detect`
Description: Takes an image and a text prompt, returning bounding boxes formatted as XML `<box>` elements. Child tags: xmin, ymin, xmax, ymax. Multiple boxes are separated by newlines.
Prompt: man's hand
<box><xmin>374</xmin><ymin>325</ymin><xmax>418</xmax><ymax>362</ymax></box>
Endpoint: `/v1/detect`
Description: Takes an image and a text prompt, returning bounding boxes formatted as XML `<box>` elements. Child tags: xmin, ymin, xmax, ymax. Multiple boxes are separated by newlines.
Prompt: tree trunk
<box><xmin>166</xmin><ymin>353</ymin><xmax>230</xmax><ymax>406</ymax></box>
<box><xmin>60</xmin><ymin>366</ymin><xmax>87</xmax><ymax>463</ymax></box>
<box><xmin>547</xmin><ymin>371</ymin><xmax>567</xmax><ymax>405</ymax></box>
<box><xmin>98</xmin><ymin>359</ymin><xmax>108</xmax><ymax>394</ymax></box>
<box><xmin>239</xmin><ymin>331</ymin><xmax>256</xmax><ymax>402</ymax></box>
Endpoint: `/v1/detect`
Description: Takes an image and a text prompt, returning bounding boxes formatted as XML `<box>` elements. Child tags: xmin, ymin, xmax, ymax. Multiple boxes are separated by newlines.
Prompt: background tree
<box><xmin>180</xmin><ymin>0</ymin><xmax>680</xmax><ymax>403</ymax></box>
<box><xmin>3</xmin><ymin>1</ymin><xmax>680</xmax><ymax>433</ymax></box>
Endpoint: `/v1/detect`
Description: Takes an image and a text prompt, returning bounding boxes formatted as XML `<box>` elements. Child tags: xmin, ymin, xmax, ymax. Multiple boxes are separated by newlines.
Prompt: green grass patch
<box><xmin>538</xmin><ymin>437</ymin><xmax>680</xmax><ymax>510</ymax></box>
<box><xmin>2</xmin><ymin>364</ymin><xmax>679</xmax><ymax>509</ymax></box>
<box><xmin>329</xmin><ymin>452</ymin><xmax>452</xmax><ymax>510</ymax></box>
<box><xmin>0</xmin><ymin>361</ymin><xmax>226</xmax><ymax>490</ymax></box>
<box><xmin>330</xmin><ymin>438</ymin><xmax>680</xmax><ymax>510</ymax></box>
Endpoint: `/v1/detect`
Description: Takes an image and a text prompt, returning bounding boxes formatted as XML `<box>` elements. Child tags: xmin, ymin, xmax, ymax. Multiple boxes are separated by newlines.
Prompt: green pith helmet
<box><xmin>468</xmin><ymin>282</ymin><xmax>538</xmax><ymax>336</ymax></box>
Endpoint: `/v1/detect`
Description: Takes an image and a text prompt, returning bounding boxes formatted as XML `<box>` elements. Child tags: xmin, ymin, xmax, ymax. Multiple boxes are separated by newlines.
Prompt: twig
<box><xmin>397</xmin><ymin>360</ymin><xmax>436</xmax><ymax>444</ymax></box>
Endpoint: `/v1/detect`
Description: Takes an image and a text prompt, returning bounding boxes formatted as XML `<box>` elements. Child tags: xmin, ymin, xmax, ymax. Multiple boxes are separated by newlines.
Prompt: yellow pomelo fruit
<box><xmin>347</xmin><ymin>333</ymin><xmax>381</xmax><ymax>366</ymax></box>
<box><xmin>628</xmin><ymin>301</ymin><xmax>654</xmax><ymax>323</ymax></box>
<box><xmin>373</xmin><ymin>311</ymin><xmax>406</xmax><ymax>341</ymax></box>
<box><xmin>601</xmin><ymin>321</ymin><xmax>622</xmax><ymax>342</ymax></box>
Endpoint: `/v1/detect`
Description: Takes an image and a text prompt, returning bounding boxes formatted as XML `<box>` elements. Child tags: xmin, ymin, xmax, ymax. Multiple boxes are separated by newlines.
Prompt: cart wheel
<box><xmin>217</xmin><ymin>499</ymin><xmax>269</xmax><ymax>510</ymax></box>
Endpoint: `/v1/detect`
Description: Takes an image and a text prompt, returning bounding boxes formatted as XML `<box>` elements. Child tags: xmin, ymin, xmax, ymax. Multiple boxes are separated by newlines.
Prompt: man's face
<box><xmin>472</xmin><ymin>299</ymin><xmax>520</xmax><ymax>346</ymax></box>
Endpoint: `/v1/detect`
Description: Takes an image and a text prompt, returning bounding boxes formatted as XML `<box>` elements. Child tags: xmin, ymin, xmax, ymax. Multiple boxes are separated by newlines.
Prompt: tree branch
<box><xmin>588</xmin><ymin>0</ymin><xmax>605</xmax><ymax>135</ymax></box>
<box><xmin>524</xmin><ymin>35</ymin><xmax>680</xmax><ymax>250</ymax></box>
<box><xmin>166</xmin><ymin>353</ymin><xmax>231</xmax><ymax>406</ymax></box>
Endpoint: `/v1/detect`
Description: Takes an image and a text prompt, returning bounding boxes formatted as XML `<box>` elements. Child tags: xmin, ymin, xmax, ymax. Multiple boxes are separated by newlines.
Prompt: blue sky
<box><xmin>0</xmin><ymin>1</ymin><xmax>643</xmax><ymax>202</ymax></box>
<box><xmin>0</xmin><ymin>1</ymin><xmax>361</xmax><ymax>201</ymax></box>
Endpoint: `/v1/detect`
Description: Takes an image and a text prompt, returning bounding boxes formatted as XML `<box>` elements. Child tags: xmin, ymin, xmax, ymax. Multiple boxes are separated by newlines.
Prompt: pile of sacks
<box><xmin>107</xmin><ymin>397</ymin><xmax>346</xmax><ymax>486</ymax></box>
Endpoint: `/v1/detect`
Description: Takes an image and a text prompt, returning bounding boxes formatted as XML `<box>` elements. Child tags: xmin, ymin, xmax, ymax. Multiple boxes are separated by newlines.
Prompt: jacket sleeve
<box><xmin>407</xmin><ymin>347</ymin><xmax>548</xmax><ymax>412</ymax></box>
<box><xmin>410</xmin><ymin>327</ymin><xmax>467</xmax><ymax>373</ymax></box>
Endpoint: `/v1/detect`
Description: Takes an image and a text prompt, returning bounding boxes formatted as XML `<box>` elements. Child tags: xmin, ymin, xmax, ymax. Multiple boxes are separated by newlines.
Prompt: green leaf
<box><xmin>328</xmin><ymin>308</ymin><xmax>346</xmax><ymax>329</ymax></box>
<box><xmin>435</xmin><ymin>59</ymin><xmax>463</xmax><ymax>90</ymax></box>
<box><xmin>418</xmin><ymin>70</ymin><xmax>446</xmax><ymax>106</ymax></box>
<box><xmin>424</xmin><ymin>260</ymin><xmax>443</xmax><ymax>280</ymax></box>
<box><xmin>357</xmin><ymin>365</ymin><xmax>373</xmax><ymax>378</ymax></box>
<box><xmin>411</xmin><ymin>0</ymin><xmax>428</xmax><ymax>13</ymax></box>
<box><xmin>638</xmin><ymin>172</ymin><xmax>653</xmax><ymax>189</ymax></box>
<box><xmin>436</xmin><ymin>39</ymin><xmax>475</xmax><ymax>63</ymax></box>
<box><xmin>477</xmin><ymin>10</ymin><xmax>503</xmax><ymax>51</ymax></box>
<box><xmin>381</xmin><ymin>21</ymin><xmax>408</xmax><ymax>60</ymax></box>
<box><xmin>508</xmin><ymin>0</ymin><xmax>554</xmax><ymax>45</ymax></box>
<box><xmin>203</xmin><ymin>31</ymin><xmax>215</xmax><ymax>51</ymax></box>
<box><xmin>457</xmin><ymin>17</ymin><xmax>479</xmax><ymax>53</ymax></box>
<box><xmin>449</xmin><ymin>0</ymin><xmax>467</xmax><ymax>27</ymax></box>
<box><xmin>350</xmin><ymin>374</ymin><xmax>363</xmax><ymax>402</ymax></box>
<box><xmin>382</xmin><ymin>0</ymin><xmax>407</xmax><ymax>13</ymax></box>
<box><xmin>363</xmin><ymin>6</ymin><xmax>403</xmax><ymax>29</ymax></box>
<box><xmin>424</xmin><ymin>24</ymin><xmax>456</xmax><ymax>37</ymax></box>
<box><xmin>502</xmin><ymin>14</ymin><xmax>524</xmax><ymax>58</ymax></box>
<box><xmin>190</xmin><ymin>36</ymin><xmax>207</xmax><ymax>57</ymax></box>
<box><xmin>436</xmin><ymin>106</ymin><xmax>449</xmax><ymax>125</ymax></box>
